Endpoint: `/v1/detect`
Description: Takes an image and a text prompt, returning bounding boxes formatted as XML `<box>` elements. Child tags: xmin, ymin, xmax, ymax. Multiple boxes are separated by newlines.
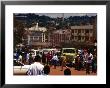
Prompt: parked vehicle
<box><xmin>61</xmin><ymin>48</ymin><xmax>77</xmax><ymax>63</ymax></box>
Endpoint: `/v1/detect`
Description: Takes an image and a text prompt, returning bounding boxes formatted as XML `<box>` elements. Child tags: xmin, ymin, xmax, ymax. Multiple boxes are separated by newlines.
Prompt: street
<box><xmin>14</xmin><ymin>66</ymin><xmax>97</xmax><ymax>75</ymax></box>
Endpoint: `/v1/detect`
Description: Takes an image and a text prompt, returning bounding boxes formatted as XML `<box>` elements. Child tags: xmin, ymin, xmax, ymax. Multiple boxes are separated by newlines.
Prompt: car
<box><xmin>61</xmin><ymin>48</ymin><xmax>77</xmax><ymax>63</ymax></box>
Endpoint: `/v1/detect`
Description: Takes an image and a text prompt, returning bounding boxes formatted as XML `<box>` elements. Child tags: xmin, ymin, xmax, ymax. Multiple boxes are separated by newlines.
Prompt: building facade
<box><xmin>23</xmin><ymin>23</ymin><xmax>96</xmax><ymax>48</ymax></box>
<box><xmin>23</xmin><ymin>23</ymin><xmax>49</xmax><ymax>49</ymax></box>
<box><xmin>70</xmin><ymin>25</ymin><xmax>96</xmax><ymax>46</ymax></box>
<box><xmin>49</xmin><ymin>29</ymin><xmax>71</xmax><ymax>47</ymax></box>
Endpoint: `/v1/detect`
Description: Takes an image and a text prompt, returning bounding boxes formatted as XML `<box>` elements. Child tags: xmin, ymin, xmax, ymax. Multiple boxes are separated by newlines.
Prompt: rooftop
<box><xmin>71</xmin><ymin>25</ymin><xmax>93</xmax><ymax>29</ymax></box>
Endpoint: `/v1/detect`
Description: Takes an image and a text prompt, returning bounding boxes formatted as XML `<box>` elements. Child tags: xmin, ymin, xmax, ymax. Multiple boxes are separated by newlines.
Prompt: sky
<box><xmin>35</xmin><ymin>13</ymin><xmax>97</xmax><ymax>18</ymax></box>
<box><xmin>15</xmin><ymin>13</ymin><xmax>97</xmax><ymax>18</ymax></box>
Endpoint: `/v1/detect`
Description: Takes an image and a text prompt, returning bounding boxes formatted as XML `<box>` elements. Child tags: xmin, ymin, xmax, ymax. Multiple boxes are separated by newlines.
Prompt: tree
<box><xmin>14</xmin><ymin>15</ymin><xmax>25</xmax><ymax>48</ymax></box>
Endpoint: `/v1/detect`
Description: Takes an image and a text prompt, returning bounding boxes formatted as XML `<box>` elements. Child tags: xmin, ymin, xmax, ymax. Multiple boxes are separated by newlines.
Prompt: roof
<box><xmin>71</xmin><ymin>25</ymin><xmax>93</xmax><ymax>29</ymax></box>
<box><xmin>53</xmin><ymin>29</ymin><xmax>71</xmax><ymax>34</ymax></box>
<box><xmin>62</xmin><ymin>48</ymin><xmax>76</xmax><ymax>49</ymax></box>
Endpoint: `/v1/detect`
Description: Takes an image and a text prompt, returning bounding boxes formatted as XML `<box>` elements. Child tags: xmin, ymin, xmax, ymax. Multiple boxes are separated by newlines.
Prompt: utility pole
<box><xmin>62</xmin><ymin>13</ymin><xmax>64</xmax><ymax>21</ymax></box>
<box><xmin>62</xmin><ymin>13</ymin><xmax>64</xmax><ymax>29</ymax></box>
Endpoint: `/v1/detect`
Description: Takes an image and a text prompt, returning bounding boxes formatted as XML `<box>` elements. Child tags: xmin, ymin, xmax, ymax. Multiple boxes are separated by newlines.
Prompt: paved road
<box><xmin>14</xmin><ymin>66</ymin><xmax>97</xmax><ymax>75</ymax></box>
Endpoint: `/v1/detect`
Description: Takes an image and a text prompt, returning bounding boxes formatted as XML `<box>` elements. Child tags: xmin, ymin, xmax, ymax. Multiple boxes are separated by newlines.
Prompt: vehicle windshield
<box><xmin>43</xmin><ymin>50</ymin><xmax>49</xmax><ymax>52</ymax></box>
<box><xmin>63</xmin><ymin>49</ymin><xmax>75</xmax><ymax>53</ymax></box>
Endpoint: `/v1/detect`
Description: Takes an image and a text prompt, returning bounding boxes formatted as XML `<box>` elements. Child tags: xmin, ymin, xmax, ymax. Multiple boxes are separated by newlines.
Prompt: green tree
<box><xmin>14</xmin><ymin>15</ymin><xmax>25</xmax><ymax>48</ymax></box>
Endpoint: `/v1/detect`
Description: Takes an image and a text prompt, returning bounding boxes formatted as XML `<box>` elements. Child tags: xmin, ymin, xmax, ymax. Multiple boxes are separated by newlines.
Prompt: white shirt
<box><xmin>26</xmin><ymin>53</ymin><xmax>29</xmax><ymax>60</ymax></box>
<box><xmin>78</xmin><ymin>49</ymin><xmax>81</xmax><ymax>54</ymax></box>
<box><xmin>89</xmin><ymin>53</ymin><xmax>93</xmax><ymax>60</ymax></box>
<box><xmin>19</xmin><ymin>55</ymin><xmax>22</xmax><ymax>60</ymax></box>
<box><xmin>27</xmin><ymin>62</ymin><xmax>44</xmax><ymax>75</ymax></box>
<box><xmin>87</xmin><ymin>53</ymin><xmax>93</xmax><ymax>63</ymax></box>
<box><xmin>52</xmin><ymin>55</ymin><xmax>59</xmax><ymax>61</ymax></box>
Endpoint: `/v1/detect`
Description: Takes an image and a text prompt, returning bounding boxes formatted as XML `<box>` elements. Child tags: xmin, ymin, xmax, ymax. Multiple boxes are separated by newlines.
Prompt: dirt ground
<box><xmin>14</xmin><ymin>66</ymin><xmax>97</xmax><ymax>75</ymax></box>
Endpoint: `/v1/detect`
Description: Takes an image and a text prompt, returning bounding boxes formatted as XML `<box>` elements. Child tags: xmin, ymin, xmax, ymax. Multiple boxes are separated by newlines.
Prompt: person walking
<box><xmin>43</xmin><ymin>65</ymin><xmax>50</xmax><ymax>75</ymax></box>
<box><xmin>51</xmin><ymin>54</ymin><xmax>59</xmax><ymax>69</ymax></box>
<box><xmin>42</xmin><ymin>52</ymin><xmax>46</xmax><ymax>65</ymax></box>
<box><xmin>83</xmin><ymin>49</ymin><xmax>88</xmax><ymax>69</ymax></box>
<box><xmin>91</xmin><ymin>54</ymin><xmax>97</xmax><ymax>73</ymax></box>
<box><xmin>60</xmin><ymin>54</ymin><xmax>67</xmax><ymax>71</ymax></box>
<box><xmin>27</xmin><ymin>56</ymin><xmax>44</xmax><ymax>75</ymax></box>
<box><xmin>86</xmin><ymin>51</ymin><xmax>93</xmax><ymax>74</ymax></box>
<box><xmin>19</xmin><ymin>54</ymin><xmax>22</xmax><ymax>63</ymax></box>
<box><xmin>75</xmin><ymin>55</ymin><xmax>79</xmax><ymax>70</ymax></box>
<box><xmin>28</xmin><ymin>54</ymin><xmax>34</xmax><ymax>65</ymax></box>
<box><xmin>26</xmin><ymin>52</ymin><xmax>30</xmax><ymax>64</ymax></box>
<box><xmin>47</xmin><ymin>51</ymin><xmax>52</xmax><ymax>65</ymax></box>
<box><xmin>64</xmin><ymin>67</ymin><xmax>71</xmax><ymax>75</ymax></box>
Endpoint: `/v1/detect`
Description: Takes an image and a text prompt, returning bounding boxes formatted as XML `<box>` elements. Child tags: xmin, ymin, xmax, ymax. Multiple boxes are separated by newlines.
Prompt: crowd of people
<box><xmin>75</xmin><ymin>49</ymin><xmax>97</xmax><ymax>74</ymax></box>
<box><xmin>14</xmin><ymin>47</ymin><xmax>97</xmax><ymax>75</ymax></box>
<box><xmin>26</xmin><ymin>55</ymin><xmax>71</xmax><ymax>75</ymax></box>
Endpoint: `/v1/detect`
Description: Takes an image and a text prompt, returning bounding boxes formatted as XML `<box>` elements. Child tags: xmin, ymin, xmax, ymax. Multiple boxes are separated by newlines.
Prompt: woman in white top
<box><xmin>51</xmin><ymin>54</ymin><xmax>59</xmax><ymax>69</ymax></box>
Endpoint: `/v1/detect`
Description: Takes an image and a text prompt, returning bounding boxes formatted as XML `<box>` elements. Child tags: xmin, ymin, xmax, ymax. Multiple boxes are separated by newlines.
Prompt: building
<box><xmin>23</xmin><ymin>23</ymin><xmax>49</xmax><ymax>49</ymax></box>
<box><xmin>70</xmin><ymin>24</ymin><xmax>96</xmax><ymax>46</ymax></box>
<box><xmin>49</xmin><ymin>29</ymin><xmax>71</xmax><ymax>47</ymax></box>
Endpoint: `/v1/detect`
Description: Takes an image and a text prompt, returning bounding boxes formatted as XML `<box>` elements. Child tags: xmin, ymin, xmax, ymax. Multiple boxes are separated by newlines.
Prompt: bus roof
<box><xmin>62</xmin><ymin>48</ymin><xmax>76</xmax><ymax>49</ymax></box>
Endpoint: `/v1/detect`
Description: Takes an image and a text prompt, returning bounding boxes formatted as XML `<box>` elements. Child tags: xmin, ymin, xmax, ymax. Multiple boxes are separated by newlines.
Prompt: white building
<box><xmin>24</xmin><ymin>23</ymin><xmax>48</xmax><ymax>48</ymax></box>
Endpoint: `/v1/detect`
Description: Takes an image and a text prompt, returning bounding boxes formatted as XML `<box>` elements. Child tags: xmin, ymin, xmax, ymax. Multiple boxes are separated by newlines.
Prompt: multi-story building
<box><xmin>71</xmin><ymin>24</ymin><xmax>96</xmax><ymax>46</ymax></box>
<box><xmin>49</xmin><ymin>29</ymin><xmax>71</xmax><ymax>47</ymax></box>
<box><xmin>23</xmin><ymin>23</ymin><xmax>49</xmax><ymax>49</ymax></box>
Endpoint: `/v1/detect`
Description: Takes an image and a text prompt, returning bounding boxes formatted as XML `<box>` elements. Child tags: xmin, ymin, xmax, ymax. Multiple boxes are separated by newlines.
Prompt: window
<box><xmin>72</xmin><ymin>30</ymin><xmax>74</xmax><ymax>33</ymax></box>
<box><xmin>71</xmin><ymin>36</ymin><xmax>74</xmax><ymax>40</ymax></box>
<box><xmin>75</xmin><ymin>36</ymin><xmax>77</xmax><ymax>40</ymax></box>
<box><xmin>82</xmin><ymin>36</ymin><xmax>84</xmax><ymax>40</ymax></box>
<box><xmin>78</xmin><ymin>36</ymin><xmax>81</xmax><ymax>40</ymax></box>
<box><xmin>75</xmin><ymin>30</ymin><xmax>77</xmax><ymax>33</ymax></box>
<box><xmin>90</xmin><ymin>29</ymin><xmax>93</xmax><ymax>33</ymax></box>
<box><xmin>86</xmin><ymin>36</ymin><xmax>89</xmax><ymax>41</ymax></box>
<box><xmin>63</xmin><ymin>49</ymin><xmax>75</xmax><ymax>53</ymax></box>
<box><xmin>78</xmin><ymin>30</ymin><xmax>81</xmax><ymax>33</ymax></box>
<box><xmin>86</xmin><ymin>30</ymin><xmax>89</xmax><ymax>33</ymax></box>
<box><xmin>90</xmin><ymin>37</ymin><xmax>93</xmax><ymax>41</ymax></box>
<box><xmin>82</xmin><ymin>30</ymin><xmax>84</xmax><ymax>33</ymax></box>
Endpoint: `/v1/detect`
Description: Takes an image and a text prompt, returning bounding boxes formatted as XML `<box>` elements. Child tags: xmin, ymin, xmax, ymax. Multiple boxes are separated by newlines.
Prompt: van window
<box><xmin>63</xmin><ymin>49</ymin><xmax>75</xmax><ymax>53</ymax></box>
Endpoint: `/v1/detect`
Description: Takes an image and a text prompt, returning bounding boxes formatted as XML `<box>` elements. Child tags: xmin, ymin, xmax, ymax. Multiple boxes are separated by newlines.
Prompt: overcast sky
<box><xmin>35</xmin><ymin>13</ymin><xmax>97</xmax><ymax>18</ymax></box>
<box><xmin>15</xmin><ymin>13</ymin><xmax>97</xmax><ymax>18</ymax></box>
